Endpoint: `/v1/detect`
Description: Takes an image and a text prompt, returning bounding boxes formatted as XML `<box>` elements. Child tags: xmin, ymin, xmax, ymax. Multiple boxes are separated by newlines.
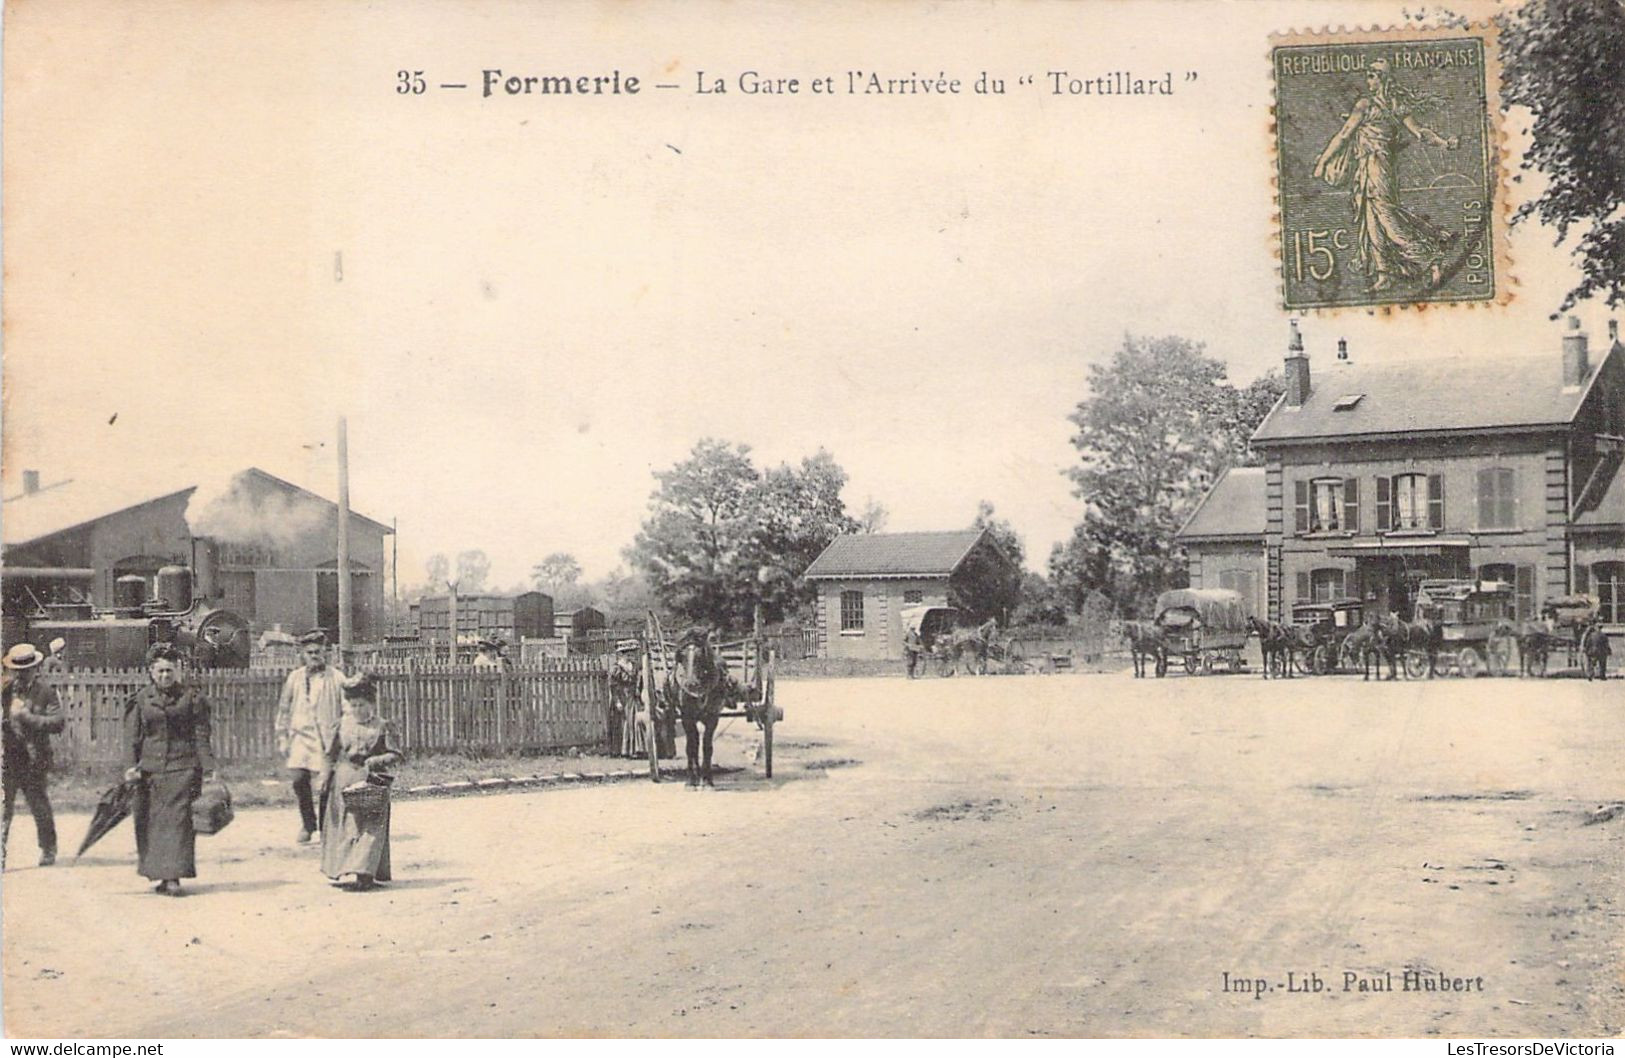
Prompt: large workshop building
<box><xmin>3</xmin><ymin>467</ymin><xmax>393</xmax><ymax>641</ymax></box>
<box><xmin>802</xmin><ymin>529</ymin><xmax>1018</xmax><ymax>660</ymax></box>
<box><xmin>1179</xmin><ymin>321</ymin><xmax>1625</xmax><ymax>629</ymax></box>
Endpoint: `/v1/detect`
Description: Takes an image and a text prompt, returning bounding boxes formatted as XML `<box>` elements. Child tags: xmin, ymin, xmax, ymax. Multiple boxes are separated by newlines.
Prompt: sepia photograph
<box><xmin>1</xmin><ymin>0</ymin><xmax>1621</xmax><ymax>1043</ymax></box>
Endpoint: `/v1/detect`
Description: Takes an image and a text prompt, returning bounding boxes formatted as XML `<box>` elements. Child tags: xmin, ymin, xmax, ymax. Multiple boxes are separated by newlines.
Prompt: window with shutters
<box><xmin>840</xmin><ymin>589</ymin><xmax>865</xmax><ymax>632</ymax></box>
<box><xmin>1389</xmin><ymin>473</ymin><xmax>1442</xmax><ymax>530</ymax></box>
<box><xmin>1476</xmin><ymin>467</ymin><xmax>1518</xmax><ymax>529</ymax></box>
<box><xmin>1595</xmin><ymin>563</ymin><xmax>1623</xmax><ymax>624</ymax></box>
<box><xmin>1310</xmin><ymin>478</ymin><xmax>1344</xmax><ymax>532</ymax></box>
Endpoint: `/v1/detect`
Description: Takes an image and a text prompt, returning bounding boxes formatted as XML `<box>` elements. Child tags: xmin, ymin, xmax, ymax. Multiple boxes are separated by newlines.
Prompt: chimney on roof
<box><xmin>22</xmin><ymin>470</ymin><xmax>40</xmax><ymax>495</ymax></box>
<box><xmin>1562</xmin><ymin>316</ymin><xmax>1590</xmax><ymax>388</ymax></box>
<box><xmin>1284</xmin><ymin>320</ymin><xmax>1312</xmax><ymax>407</ymax></box>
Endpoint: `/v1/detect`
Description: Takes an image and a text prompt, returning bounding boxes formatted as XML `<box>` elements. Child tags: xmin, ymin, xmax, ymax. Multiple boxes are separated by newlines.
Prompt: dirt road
<box><xmin>4</xmin><ymin>672</ymin><xmax>1621</xmax><ymax>1037</ymax></box>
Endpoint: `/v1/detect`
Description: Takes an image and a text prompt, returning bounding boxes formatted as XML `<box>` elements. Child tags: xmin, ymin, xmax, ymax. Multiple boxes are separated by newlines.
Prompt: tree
<box><xmin>950</xmin><ymin>501</ymin><xmax>1025</xmax><ymax>623</ymax></box>
<box><xmin>627</xmin><ymin>439</ymin><xmax>763</xmax><ymax>629</ymax></box>
<box><xmin>531</xmin><ymin>552</ymin><xmax>583</xmax><ymax>595</ymax></box>
<box><xmin>857</xmin><ymin>497</ymin><xmax>889</xmax><ymax>533</ymax></box>
<box><xmin>455</xmin><ymin>550</ymin><xmax>491</xmax><ymax>593</ymax></box>
<box><xmin>1502</xmin><ymin>0</ymin><xmax>1625</xmax><ymax>311</ymax></box>
<box><xmin>627</xmin><ymin>440</ymin><xmax>866</xmax><ymax>630</ymax></box>
<box><xmin>424</xmin><ymin>553</ymin><xmax>450</xmax><ymax>587</ymax></box>
<box><xmin>1011</xmin><ymin>571</ymin><xmax>1068</xmax><ymax>627</ymax></box>
<box><xmin>1062</xmin><ymin>335</ymin><xmax>1273</xmax><ymax>614</ymax></box>
<box><xmin>748</xmin><ymin>450</ymin><xmax>861</xmax><ymax>622</ymax></box>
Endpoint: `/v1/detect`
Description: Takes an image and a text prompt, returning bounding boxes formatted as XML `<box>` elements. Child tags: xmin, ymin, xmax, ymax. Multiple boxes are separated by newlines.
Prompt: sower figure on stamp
<box><xmin>1312</xmin><ymin>58</ymin><xmax>1459</xmax><ymax>292</ymax></box>
<box><xmin>2</xmin><ymin>643</ymin><xmax>64</xmax><ymax>870</ymax></box>
<box><xmin>275</xmin><ymin>630</ymin><xmax>346</xmax><ymax>845</ymax></box>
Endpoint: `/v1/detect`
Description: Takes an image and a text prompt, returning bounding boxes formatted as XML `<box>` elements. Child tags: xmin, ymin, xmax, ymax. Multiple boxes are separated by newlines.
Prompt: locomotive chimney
<box><xmin>22</xmin><ymin>470</ymin><xmax>40</xmax><ymax>494</ymax></box>
<box><xmin>1284</xmin><ymin>320</ymin><xmax>1312</xmax><ymax>407</ymax></box>
<box><xmin>192</xmin><ymin>536</ymin><xmax>220</xmax><ymax>602</ymax></box>
<box><xmin>1562</xmin><ymin>315</ymin><xmax>1590</xmax><ymax>389</ymax></box>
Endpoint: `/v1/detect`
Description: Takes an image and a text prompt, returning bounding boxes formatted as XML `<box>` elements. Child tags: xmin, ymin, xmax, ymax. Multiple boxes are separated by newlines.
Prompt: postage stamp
<box><xmin>1271</xmin><ymin>25</ymin><xmax>1507</xmax><ymax>312</ymax></box>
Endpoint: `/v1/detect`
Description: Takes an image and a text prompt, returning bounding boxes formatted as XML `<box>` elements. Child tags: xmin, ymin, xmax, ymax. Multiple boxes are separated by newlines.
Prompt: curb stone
<box><xmin>391</xmin><ymin>764</ymin><xmax>740</xmax><ymax>800</ymax></box>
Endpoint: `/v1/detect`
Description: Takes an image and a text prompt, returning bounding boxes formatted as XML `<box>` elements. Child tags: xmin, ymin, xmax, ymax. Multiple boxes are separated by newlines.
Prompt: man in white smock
<box><xmin>275</xmin><ymin>630</ymin><xmax>346</xmax><ymax>844</ymax></box>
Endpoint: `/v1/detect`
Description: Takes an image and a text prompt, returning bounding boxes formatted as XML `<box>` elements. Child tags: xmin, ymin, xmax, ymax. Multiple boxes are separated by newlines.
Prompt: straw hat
<box><xmin>3</xmin><ymin>643</ymin><xmax>43</xmax><ymax>670</ymax></box>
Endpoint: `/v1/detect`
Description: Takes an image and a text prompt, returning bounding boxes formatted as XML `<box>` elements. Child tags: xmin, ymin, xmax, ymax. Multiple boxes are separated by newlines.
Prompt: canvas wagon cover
<box><xmin>1153</xmin><ymin>589</ymin><xmax>1249</xmax><ymax>633</ymax></box>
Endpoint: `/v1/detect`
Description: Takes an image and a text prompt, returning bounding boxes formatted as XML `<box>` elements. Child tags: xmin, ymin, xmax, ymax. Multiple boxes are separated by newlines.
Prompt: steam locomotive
<box><xmin>3</xmin><ymin>543</ymin><xmax>252</xmax><ymax>669</ymax></box>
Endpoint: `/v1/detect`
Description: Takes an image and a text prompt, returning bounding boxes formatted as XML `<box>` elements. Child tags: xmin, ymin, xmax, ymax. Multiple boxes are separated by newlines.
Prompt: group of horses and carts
<box><xmin>1122</xmin><ymin>581</ymin><xmax>1613</xmax><ymax>681</ymax></box>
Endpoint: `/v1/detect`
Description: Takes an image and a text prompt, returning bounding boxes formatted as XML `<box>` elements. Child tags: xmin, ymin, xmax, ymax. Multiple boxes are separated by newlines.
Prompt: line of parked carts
<box><xmin>1144</xmin><ymin>581</ymin><xmax>1612</xmax><ymax>679</ymax></box>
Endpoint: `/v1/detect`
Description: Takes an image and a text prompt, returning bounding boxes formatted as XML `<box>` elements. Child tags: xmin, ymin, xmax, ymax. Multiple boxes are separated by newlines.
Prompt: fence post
<box><xmin>404</xmin><ymin>655</ymin><xmax>418</xmax><ymax>753</ymax></box>
<box><xmin>495</xmin><ymin>671</ymin><xmax>507</xmax><ymax>752</ymax></box>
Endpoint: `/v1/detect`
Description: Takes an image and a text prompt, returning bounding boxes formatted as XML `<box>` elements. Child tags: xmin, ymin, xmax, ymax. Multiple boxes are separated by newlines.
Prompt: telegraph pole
<box><xmin>337</xmin><ymin>416</ymin><xmax>353</xmax><ymax>663</ymax></box>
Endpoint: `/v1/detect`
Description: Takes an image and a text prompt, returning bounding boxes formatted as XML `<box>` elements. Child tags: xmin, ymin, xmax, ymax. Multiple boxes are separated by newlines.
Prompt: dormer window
<box><xmin>1333</xmin><ymin>394</ymin><xmax>1365</xmax><ymax>411</ymax></box>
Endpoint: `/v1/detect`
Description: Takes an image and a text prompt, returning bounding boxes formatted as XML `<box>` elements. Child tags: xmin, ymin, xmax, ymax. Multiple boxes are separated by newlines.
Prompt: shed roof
<box><xmin>1177</xmin><ymin>467</ymin><xmax>1267</xmax><ymax>541</ymax></box>
<box><xmin>803</xmin><ymin>530</ymin><xmax>992</xmax><ymax>580</ymax></box>
<box><xmin>2</xmin><ymin>467</ymin><xmax>391</xmax><ymax>548</ymax></box>
<box><xmin>1251</xmin><ymin>343</ymin><xmax>1619</xmax><ymax>444</ymax></box>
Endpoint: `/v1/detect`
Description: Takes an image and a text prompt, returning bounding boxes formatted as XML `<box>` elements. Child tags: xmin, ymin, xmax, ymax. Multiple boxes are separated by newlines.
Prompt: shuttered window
<box><xmin>1343</xmin><ymin>477</ymin><xmax>1360</xmax><ymax>533</ymax></box>
<box><xmin>1311</xmin><ymin>568</ymin><xmax>1346</xmax><ymax>602</ymax></box>
<box><xmin>1294</xmin><ymin>480</ymin><xmax>1311</xmax><ymax>535</ymax></box>
<box><xmin>1376</xmin><ymin>476</ymin><xmax>1392</xmax><ymax>531</ymax></box>
<box><xmin>1391</xmin><ymin>474</ymin><xmax>1443</xmax><ymax>530</ymax></box>
<box><xmin>1596</xmin><ymin>563</ymin><xmax>1623</xmax><ymax>624</ymax></box>
<box><xmin>1476</xmin><ymin>467</ymin><xmax>1517</xmax><ymax>529</ymax></box>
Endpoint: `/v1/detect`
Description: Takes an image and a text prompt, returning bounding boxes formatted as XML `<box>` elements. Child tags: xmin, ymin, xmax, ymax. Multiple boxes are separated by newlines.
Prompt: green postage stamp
<box><xmin>1271</xmin><ymin>25</ymin><xmax>1507</xmax><ymax>311</ymax></box>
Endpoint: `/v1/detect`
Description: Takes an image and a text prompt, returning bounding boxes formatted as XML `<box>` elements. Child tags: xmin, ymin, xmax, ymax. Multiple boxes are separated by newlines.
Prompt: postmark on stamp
<box><xmin>1271</xmin><ymin>25</ymin><xmax>1507</xmax><ymax>312</ymax></box>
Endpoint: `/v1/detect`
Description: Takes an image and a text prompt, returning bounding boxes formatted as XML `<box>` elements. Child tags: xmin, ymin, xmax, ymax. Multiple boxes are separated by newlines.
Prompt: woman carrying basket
<box><xmin>321</xmin><ymin>674</ymin><xmax>402</xmax><ymax>891</ymax></box>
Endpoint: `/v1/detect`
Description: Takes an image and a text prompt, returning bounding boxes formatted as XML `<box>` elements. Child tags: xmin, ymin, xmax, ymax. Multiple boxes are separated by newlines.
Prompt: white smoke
<box><xmin>184</xmin><ymin>471</ymin><xmax>330</xmax><ymax>548</ymax></box>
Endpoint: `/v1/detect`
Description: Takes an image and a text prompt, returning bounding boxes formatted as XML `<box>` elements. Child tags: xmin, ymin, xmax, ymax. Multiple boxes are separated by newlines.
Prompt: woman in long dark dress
<box><xmin>320</xmin><ymin>674</ymin><xmax>402</xmax><ymax>891</ymax></box>
<box><xmin>123</xmin><ymin>645</ymin><xmax>216</xmax><ymax>896</ymax></box>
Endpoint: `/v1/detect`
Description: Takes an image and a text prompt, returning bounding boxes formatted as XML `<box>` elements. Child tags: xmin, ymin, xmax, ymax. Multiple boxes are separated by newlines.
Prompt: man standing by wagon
<box><xmin>903</xmin><ymin>625</ymin><xmax>924</xmax><ymax>679</ymax></box>
<box><xmin>2</xmin><ymin>643</ymin><xmax>64</xmax><ymax>869</ymax></box>
<box><xmin>275</xmin><ymin>630</ymin><xmax>346</xmax><ymax>844</ymax></box>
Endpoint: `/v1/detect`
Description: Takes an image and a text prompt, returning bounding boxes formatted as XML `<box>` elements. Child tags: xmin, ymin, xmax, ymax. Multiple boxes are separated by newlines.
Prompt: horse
<box><xmin>1496</xmin><ymin>618</ymin><xmax>1552</xmax><ymax>678</ymax></box>
<box><xmin>1339</xmin><ymin>621</ymin><xmax>1389</xmax><ymax>681</ymax></box>
<box><xmin>1247</xmin><ymin>616</ymin><xmax>1301</xmax><ymax>679</ymax></box>
<box><xmin>663</xmin><ymin>628</ymin><xmax>732</xmax><ymax>787</ymax></box>
<box><xmin>1580</xmin><ymin>620</ymin><xmax>1612</xmax><ymax>681</ymax></box>
<box><xmin>1115</xmin><ymin>620</ymin><xmax>1165</xmax><ymax>678</ymax></box>
<box><xmin>1378</xmin><ymin>612</ymin><xmax>1442</xmax><ymax>678</ymax></box>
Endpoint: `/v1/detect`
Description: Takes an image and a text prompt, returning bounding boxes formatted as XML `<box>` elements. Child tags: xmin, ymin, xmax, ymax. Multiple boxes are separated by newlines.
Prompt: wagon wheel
<box><xmin>934</xmin><ymin>650</ymin><xmax>955</xmax><ymax>678</ymax></box>
<box><xmin>1403</xmin><ymin>649</ymin><xmax>1431</xmax><ymax>680</ymax></box>
<box><xmin>1528</xmin><ymin>648</ymin><xmax>1548</xmax><ymax>678</ymax></box>
<box><xmin>1308</xmin><ymin>645</ymin><xmax>1328</xmax><ymax>675</ymax></box>
<box><xmin>1486</xmin><ymin>634</ymin><xmax>1514</xmax><ymax>678</ymax></box>
<box><xmin>1293</xmin><ymin>649</ymin><xmax>1315</xmax><ymax>676</ymax></box>
<box><xmin>759</xmin><ymin>649</ymin><xmax>778</xmax><ymax>779</ymax></box>
<box><xmin>1200</xmin><ymin>652</ymin><xmax>1215</xmax><ymax>676</ymax></box>
<box><xmin>643</xmin><ymin>650</ymin><xmax>662</xmax><ymax>783</ymax></box>
<box><xmin>1184</xmin><ymin>652</ymin><xmax>1200</xmax><ymax>676</ymax></box>
<box><xmin>1458</xmin><ymin>646</ymin><xmax>1486</xmax><ymax>679</ymax></box>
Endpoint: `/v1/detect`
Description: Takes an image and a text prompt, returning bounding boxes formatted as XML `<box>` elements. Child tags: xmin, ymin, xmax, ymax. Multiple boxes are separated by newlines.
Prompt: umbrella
<box><xmin>75</xmin><ymin>779</ymin><xmax>138</xmax><ymax>859</ymax></box>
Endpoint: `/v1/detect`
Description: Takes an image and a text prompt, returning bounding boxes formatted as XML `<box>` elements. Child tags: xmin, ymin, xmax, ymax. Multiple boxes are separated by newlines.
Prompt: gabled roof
<box><xmin>1177</xmin><ymin>467</ymin><xmax>1267</xmax><ymax>541</ymax></box>
<box><xmin>1252</xmin><ymin>342</ymin><xmax>1620</xmax><ymax>444</ymax></box>
<box><xmin>2</xmin><ymin>467</ymin><xmax>391</xmax><ymax>548</ymax></box>
<box><xmin>803</xmin><ymin>530</ymin><xmax>995</xmax><ymax>580</ymax></box>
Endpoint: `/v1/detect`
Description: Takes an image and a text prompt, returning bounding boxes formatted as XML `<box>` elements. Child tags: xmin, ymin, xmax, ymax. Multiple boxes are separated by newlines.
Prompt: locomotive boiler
<box><xmin>6</xmin><ymin>539</ymin><xmax>251</xmax><ymax>669</ymax></box>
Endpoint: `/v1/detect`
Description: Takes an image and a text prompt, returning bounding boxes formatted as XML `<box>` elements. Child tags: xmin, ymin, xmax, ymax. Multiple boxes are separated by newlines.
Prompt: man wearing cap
<box><xmin>274</xmin><ymin>631</ymin><xmax>347</xmax><ymax>844</ymax></box>
<box><xmin>2</xmin><ymin>643</ymin><xmax>64</xmax><ymax>869</ymax></box>
<box><xmin>42</xmin><ymin>638</ymin><xmax>68</xmax><ymax>674</ymax></box>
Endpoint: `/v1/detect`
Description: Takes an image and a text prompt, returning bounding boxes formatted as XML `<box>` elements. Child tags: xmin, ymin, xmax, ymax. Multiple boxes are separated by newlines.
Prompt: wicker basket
<box><xmin>341</xmin><ymin>779</ymin><xmax>391</xmax><ymax>823</ymax></box>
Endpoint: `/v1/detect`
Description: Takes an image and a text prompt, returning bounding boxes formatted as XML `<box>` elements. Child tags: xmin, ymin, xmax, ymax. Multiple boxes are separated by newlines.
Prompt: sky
<box><xmin>2</xmin><ymin>0</ymin><xmax>1614</xmax><ymax>588</ymax></box>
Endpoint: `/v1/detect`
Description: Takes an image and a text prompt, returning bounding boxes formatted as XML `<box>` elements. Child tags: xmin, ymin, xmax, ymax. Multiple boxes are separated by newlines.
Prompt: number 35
<box><xmin>397</xmin><ymin>70</ymin><xmax>426</xmax><ymax>94</ymax></box>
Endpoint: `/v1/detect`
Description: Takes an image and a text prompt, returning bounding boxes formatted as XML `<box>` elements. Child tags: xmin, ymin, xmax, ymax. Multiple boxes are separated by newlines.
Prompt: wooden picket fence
<box><xmin>42</xmin><ymin>660</ymin><xmax>612</xmax><ymax>765</ymax></box>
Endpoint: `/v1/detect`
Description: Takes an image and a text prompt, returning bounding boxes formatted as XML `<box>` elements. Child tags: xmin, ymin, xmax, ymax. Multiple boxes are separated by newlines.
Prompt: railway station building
<box><xmin>802</xmin><ymin>529</ymin><xmax>1019</xmax><ymax>660</ymax></box>
<box><xmin>1179</xmin><ymin>321</ymin><xmax>1625</xmax><ymax>633</ymax></box>
<box><xmin>2</xmin><ymin>467</ymin><xmax>393</xmax><ymax>644</ymax></box>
